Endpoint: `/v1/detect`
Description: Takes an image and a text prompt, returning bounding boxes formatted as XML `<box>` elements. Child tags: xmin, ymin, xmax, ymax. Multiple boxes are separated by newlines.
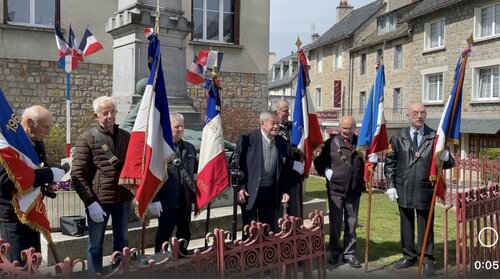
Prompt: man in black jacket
<box><xmin>384</xmin><ymin>103</ymin><xmax>455</xmax><ymax>277</ymax></box>
<box><xmin>314</xmin><ymin>115</ymin><xmax>364</xmax><ymax>268</ymax></box>
<box><xmin>148</xmin><ymin>112</ymin><xmax>198</xmax><ymax>254</ymax></box>
<box><xmin>236</xmin><ymin>111</ymin><xmax>302</xmax><ymax>238</ymax></box>
<box><xmin>0</xmin><ymin>105</ymin><xmax>64</xmax><ymax>262</ymax></box>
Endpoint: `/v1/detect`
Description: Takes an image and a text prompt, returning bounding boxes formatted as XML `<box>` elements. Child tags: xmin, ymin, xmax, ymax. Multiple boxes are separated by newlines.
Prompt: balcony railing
<box><xmin>349</xmin><ymin>107</ymin><xmax>408</xmax><ymax>125</ymax></box>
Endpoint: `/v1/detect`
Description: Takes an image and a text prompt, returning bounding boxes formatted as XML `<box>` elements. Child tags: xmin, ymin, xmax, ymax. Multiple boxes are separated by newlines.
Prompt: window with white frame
<box><xmin>359</xmin><ymin>91</ymin><xmax>366</xmax><ymax>113</ymax></box>
<box><xmin>193</xmin><ymin>0</ymin><xmax>238</xmax><ymax>43</ymax></box>
<box><xmin>335</xmin><ymin>45</ymin><xmax>343</xmax><ymax>69</ymax></box>
<box><xmin>315</xmin><ymin>87</ymin><xmax>322</xmax><ymax>108</ymax></box>
<box><xmin>360</xmin><ymin>54</ymin><xmax>366</xmax><ymax>75</ymax></box>
<box><xmin>378</xmin><ymin>14</ymin><xmax>396</xmax><ymax>35</ymax></box>
<box><xmin>424</xmin><ymin>73</ymin><xmax>443</xmax><ymax>102</ymax></box>
<box><xmin>475</xmin><ymin>65</ymin><xmax>500</xmax><ymax>100</ymax></box>
<box><xmin>394</xmin><ymin>45</ymin><xmax>402</xmax><ymax>69</ymax></box>
<box><xmin>6</xmin><ymin>0</ymin><xmax>56</xmax><ymax>27</ymax></box>
<box><xmin>474</xmin><ymin>3</ymin><xmax>500</xmax><ymax>39</ymax></box>
<box><xmin>424</xmin><ymin>19</ymin><xmax>445</xmax><ymax>50</ymax></box>
<box><xmin>316</xmin><ymin>51</ymin><xmax>323</xmax><ymax>73</ymax></box>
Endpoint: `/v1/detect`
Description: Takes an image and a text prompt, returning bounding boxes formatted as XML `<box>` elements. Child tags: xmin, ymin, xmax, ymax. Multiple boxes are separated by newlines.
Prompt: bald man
<box><xmin>384</xmin><ymin>103</ymin><xmax>455</xmax><ymax>277</ymax></box>
<box><xmin>0</xmin><ymin>105</ymin><xmax>64</xmax><ymax>262</ymax></box>
<box><xmin>314</xmin><ymin>115</ymin><xmax>364</xmax><ymax>268</ymax></box>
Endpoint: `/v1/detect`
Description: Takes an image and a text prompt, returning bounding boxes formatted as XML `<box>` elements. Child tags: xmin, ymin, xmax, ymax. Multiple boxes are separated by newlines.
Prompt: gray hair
<box><xmin>259</xmin><ymin>110</ymin><xmax>278</xmax><ymax>122</ymax></box>
<box><xmin>170</xmin><ymin>112</ymin><xmax>184</xmax><ymax>123</ymax></box>
<box><xmin>92</xmin><ymin>96</ymin><xmax>116</xmax><ymax>113</ymax></box>
<box><xmin>22</xmin><ymin>105</ymin><xmax>51</xmax><ymax>122</ymax></box>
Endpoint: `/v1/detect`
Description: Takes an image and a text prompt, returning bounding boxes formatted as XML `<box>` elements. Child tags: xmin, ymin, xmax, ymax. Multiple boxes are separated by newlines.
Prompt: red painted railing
<box><xmin>443</xmin><ymin>154</ymin><xmax>500</xmax><ymax>278</ymax></box>
<box><xmin>0</xmin><ymin>211</ymin><xmax>325</xmax><ymax>278</ymax></box>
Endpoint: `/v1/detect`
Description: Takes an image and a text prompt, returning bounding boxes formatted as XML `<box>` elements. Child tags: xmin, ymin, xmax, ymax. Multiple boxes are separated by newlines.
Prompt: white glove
<box><xmin>292</xmin><ymin>161</ymin><xmax>304</xmax><ymax>175</ymax></box>
<box><xmin>88</xmin><ymin>201</ymin><xmax>107</xmax><ymax>223</ymax></box>
<box><xmin>439</xmin><ymin>150</ymin><xmax>450</xmax><ymax>161</ymax></box>
<box><xmin>50</xmin><ymin>167</ymin><xmax>65</xmax><ymax>183</ymax></box>
<box><xmin>149</xmin><ymin>201</ymin><xmax>163</xmax><ymax>217</ymax></box>
<box><xmin>386</xmin><ymin>188</ymin><xmax>399</xmax><ymax>201</ymax></box>
<box><xmin>368</xmin><ymin>153</ymin><xmax>378</xmax><ymax>163</ymax></box>
<box><xmin>325</xmin><ymin>169</ymin><xmax>333</xmax><ymax>181</ymax></box>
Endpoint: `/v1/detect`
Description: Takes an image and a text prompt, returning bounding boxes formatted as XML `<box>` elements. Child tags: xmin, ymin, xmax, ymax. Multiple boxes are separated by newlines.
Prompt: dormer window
<box><xmin>378</xmin><ymin>14</ymin><xmax>396</xmax><ymax>35</ymax></box>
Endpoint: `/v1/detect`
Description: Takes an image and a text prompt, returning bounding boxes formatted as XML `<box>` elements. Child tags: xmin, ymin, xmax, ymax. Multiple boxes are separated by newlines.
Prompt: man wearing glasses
<box><xmin>384</xmin><ymin>103</ymin><xmax>455</xmax><ymax>277</ymax></box>
<box><xmin>314</xmin><ymin>115</ymin><xmax>365</xmax><ymax>268</ymax></box>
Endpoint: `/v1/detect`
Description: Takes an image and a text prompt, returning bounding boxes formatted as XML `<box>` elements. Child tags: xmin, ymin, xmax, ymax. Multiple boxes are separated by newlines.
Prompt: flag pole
<box><xmin>416</xmin><ymin>40</ymin><xmax>470</xmax><ymax>277</ymax></box>
<box><xmin>139</xmin><ymin>0</ymin><xmax>161</xmax><ymax>255</ymax></box>
<box><xmin>364</xmin><ymin>171</ymin><xmax>373</xmax><ymax>271</ymax></box>
<box><xmin>65</xmin><ymin>73</ymin><xmax>71</xmax><ymax>157</ymax></box>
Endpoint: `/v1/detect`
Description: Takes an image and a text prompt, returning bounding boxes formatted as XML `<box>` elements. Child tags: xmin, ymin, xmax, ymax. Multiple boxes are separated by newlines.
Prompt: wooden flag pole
<box><xmin>364</xmin><ymin>171</ymin><xmax>373</xmax><ymax>272</ymax></box>
<box><xmin>48</xmin><ymin>239</ymin><xmax>61</xmax><ymax>264</ymax></box>
<box><xmin>417</xmin><ymin>174</ymin><xmax>439</xmax><ymax>277</ymax></box>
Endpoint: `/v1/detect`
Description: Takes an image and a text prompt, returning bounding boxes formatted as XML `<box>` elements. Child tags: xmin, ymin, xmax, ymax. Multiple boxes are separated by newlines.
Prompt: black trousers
<box><xmin>155</xmin><ymin>205</ymin><xmax>192</xmax><ymax>253</ymax></box>
<box><xmin>0</xmin><ymin>221</ymin><xmax>40</xmax><ymax>263</ymax></box>
<box><xmin>328</xmin><ymin>194</ymin><xmax>360</xmax><ymax>258</ymax></box>
<box><xmin>241</xmin><ymin>187</ymin><xmax>278</xmax><ymax>239</ymax></box>
<box><xmin>398</xmin><ymin>206</ymin><xmax>434</xmax><ymax>263</ymax></box>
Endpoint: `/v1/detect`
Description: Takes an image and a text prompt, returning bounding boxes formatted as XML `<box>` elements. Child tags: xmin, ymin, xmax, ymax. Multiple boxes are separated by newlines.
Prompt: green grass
<box><xmin>305</xmin><ymin>175</ymin><xmax>457</xmax><ymax>271</ymax></box>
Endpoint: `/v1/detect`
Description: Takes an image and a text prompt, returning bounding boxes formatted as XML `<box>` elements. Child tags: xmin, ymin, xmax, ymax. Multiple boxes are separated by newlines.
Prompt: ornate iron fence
<box><xmin>0</xmin><ymin>211</ymin><xmax>325</xmax><ymax>279</ymax></box>
<box><xmin>443</xmin><ymin>154</ymin><xmax>500</xmax><ymax>278</ymax></box>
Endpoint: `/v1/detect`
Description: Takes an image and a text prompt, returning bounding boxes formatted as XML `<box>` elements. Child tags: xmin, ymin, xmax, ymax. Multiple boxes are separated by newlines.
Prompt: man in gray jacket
<box><xmin>384</xmin><ymin>103</ymin><xmax>455</xmax><ymax>277</ymax></box>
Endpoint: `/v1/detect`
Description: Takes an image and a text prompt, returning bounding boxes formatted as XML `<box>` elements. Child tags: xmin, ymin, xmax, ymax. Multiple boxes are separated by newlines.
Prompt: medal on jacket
<box><xmin>337</xmin><ymin>148</ymin><xmax>347</xmax><ymax>162</ymax></box>
<box><xmin>415</xmin><ymin>151</ymin><xmax>420</xmax><ymax>158</ymax></box>
<box><xmin>102</xmin><ymin>144</ymin><xmax>109</xmax><ymax>152</ymax></box>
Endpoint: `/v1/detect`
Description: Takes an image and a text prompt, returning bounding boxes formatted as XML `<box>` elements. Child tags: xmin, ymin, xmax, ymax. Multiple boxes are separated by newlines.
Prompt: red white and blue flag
<box><xmin>357</xmin><ymin>64</ymin><xmax>389</xmax><ymax>182</ymax></box>
<box><xmin>186</xmin><ymin>50</ymin><xmax>224</xmax><ymax>85</ymax></box>
<box><xmin>186</xmin><ymin>54</ymin><xmax>206</xmax><ymax>85</ymax></box>
<box><xmin>0</xmin><ymin>89</ymin><xmax>53</xmax><ymax>242</ymax></box>
<box><xmin>68</xmin><ymin>25</ymin><xmax>83</xmax><ymax>63</ymax></box>
<box><xmin>291</xmin><ymin>49</ymin><xmax>323</xmax><ymax>177</ymax></box>
<box><xmin>430</xmin><ymin>47</ymin><xmax>470</xmax><ymax>201</ymax></box>
<box><xmin>78</xmin><ymin>28</ymin><xmax>104</xmax><ymax>57</ymax></box>
<box><xmin>195</xmin><ymin>80</ymin><xmax>230</xmax><ymax>214</ymax></box>
<box><xmin>119</xmin><ymin>30</ymin><xmax>174</xmax><ymax>221</ymax></box>
<box><xmin>54</xmin><ymin>25</ymin><xmax>75</xmax><ymax>73</ymax></box>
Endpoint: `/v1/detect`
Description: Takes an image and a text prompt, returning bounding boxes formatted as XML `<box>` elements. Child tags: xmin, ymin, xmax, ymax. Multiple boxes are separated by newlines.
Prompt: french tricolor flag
<box><xmin>119</xmin><ymin>31</ymin><xmax>174</xmax><ymax>221</ymax></box>
<box><xmin>430</xmin><ymin>48</ymin><xmax>469</xmax><ymax>201</ymax></box>
<box><xmin>0</xmin><ymin>89</ymin><xmax>53</xmax><ymax>242</ymax></box>
<box><xmin>195</xmin><ymin>80</ymin><xmax>230</xmax><ymax>214</ymax></box>
<box><xmin>291</xmin><ymin>49</ymin><xmax>323</xmax><ymax>177</ymax></box>
<box><xmin>357</xmin><ymin>64</ymin><xmax>389</xmax><ymax>183</ymax></box>
<box><xmin>54</xmin><ymin>26</ymin><xmax>74</xmax><ymax>73</ymax></box>
<box><xmin>78</xmin><ymin>28</ymin><xmax>104</xmax><ymax>57</ymax></box>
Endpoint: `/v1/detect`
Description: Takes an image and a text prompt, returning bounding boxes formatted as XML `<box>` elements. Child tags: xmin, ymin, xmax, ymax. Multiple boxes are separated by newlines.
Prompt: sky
<box><xmin>270</xmin><ymin>0</ymin><xmax>374</xmax><ymax>60</ymax></box>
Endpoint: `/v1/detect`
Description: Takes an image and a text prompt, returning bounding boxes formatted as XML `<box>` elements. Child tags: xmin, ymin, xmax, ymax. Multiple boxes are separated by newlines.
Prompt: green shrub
<box><xmin>479</xmin><ymin>147</ymin><xmax>500</xmax><ymax>160</ymax></box>
<box><xmin>44</xmin><ymin>124</ymin><xmax>66</xmax><ymax>167</ymax></box>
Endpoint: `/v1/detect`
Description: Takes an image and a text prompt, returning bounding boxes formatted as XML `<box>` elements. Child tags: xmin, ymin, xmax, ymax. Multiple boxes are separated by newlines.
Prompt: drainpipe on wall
<box><xmin>348</xmin><ymin>51</ymin><xmax>354</xmax><ymax>115</ymax></box>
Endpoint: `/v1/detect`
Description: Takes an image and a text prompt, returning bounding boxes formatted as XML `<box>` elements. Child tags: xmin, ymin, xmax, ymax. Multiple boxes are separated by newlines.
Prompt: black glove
<box><xmin>41</xmin><ymin>184</ymin><xmax>57</xmax><ymax>199</ymax></box>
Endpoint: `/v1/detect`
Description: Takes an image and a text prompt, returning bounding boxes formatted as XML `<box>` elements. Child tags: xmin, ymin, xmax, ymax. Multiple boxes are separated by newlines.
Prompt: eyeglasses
<box><xmin>411</xmin><ymin>111</ymin><xmax>427</xmax><ymax>117</ymax></box>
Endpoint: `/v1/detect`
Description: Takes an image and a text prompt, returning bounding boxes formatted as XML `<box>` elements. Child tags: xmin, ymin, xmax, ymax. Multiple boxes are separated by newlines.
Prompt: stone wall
<box><xmin>0</xmin><ymin>58</ymin><xmax>113</xmax><ymax>163</ymax></box>
<box><xmin>187</xmin><ymin>72</ymin><xmax>268</xmax><ymax>143</ymax></box>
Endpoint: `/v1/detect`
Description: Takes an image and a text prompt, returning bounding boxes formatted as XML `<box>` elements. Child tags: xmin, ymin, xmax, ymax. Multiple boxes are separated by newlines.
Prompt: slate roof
<box><xmin>350</xmin><ymin>22</ymin><xmax>410</xmax><ymax>52</ymax></box>
<box><xmin>403</xmin><ymin>0</ymin><xmax>465</xmax><ymax>21</ymax></box>
<box><xmin>268</xmin><ymin>44</ymin><xmax>311</xmax><ymax>89</ymax></box>
<box><xmin>309</xmin><ymin>0</ymin><xmax>385</xmax><ymax>50</ymax></box>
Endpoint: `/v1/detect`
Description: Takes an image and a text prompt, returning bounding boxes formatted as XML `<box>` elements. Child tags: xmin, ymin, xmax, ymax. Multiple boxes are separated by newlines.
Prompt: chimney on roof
<box><xmin>311</xmin><ymin>32</ymin><xmax>320</xmax><ymax>43</ymax></box>
<box><xmin>337</xmin><ymin>0</ymin><xmax>353</xmax><ymax>22</ymax></box>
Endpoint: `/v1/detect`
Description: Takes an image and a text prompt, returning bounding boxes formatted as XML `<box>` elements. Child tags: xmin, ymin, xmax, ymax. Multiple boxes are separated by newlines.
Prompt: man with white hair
<box><xmin>71</xmin><ymin>96</ymin><xmax>132</xmax><ymax>276</ymax></box>
<box><xmin>0</xmin><ymin>105</ymin><xmax>65</xmax><ymax>262</ymax></box>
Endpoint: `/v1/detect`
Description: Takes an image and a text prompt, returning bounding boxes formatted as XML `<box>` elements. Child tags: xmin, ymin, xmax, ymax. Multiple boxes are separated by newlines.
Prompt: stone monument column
<box><xmin>105</xmin><ymin>0</ymin><xmax>201</xmax><ymax>129</ymax></box>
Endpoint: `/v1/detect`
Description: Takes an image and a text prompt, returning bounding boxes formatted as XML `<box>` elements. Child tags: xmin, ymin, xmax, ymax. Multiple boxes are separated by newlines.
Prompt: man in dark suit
<box><xmin>236</xmin><ymin>111</ymin><xmax>303</xmax><ymax>237</ymax></box>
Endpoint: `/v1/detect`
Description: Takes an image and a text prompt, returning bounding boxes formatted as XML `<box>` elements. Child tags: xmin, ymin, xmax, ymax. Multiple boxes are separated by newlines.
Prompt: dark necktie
<box><xmin>413</xmin><ymin>131</ymin><xmax>419</xmax><ymax>147</ymax></box>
